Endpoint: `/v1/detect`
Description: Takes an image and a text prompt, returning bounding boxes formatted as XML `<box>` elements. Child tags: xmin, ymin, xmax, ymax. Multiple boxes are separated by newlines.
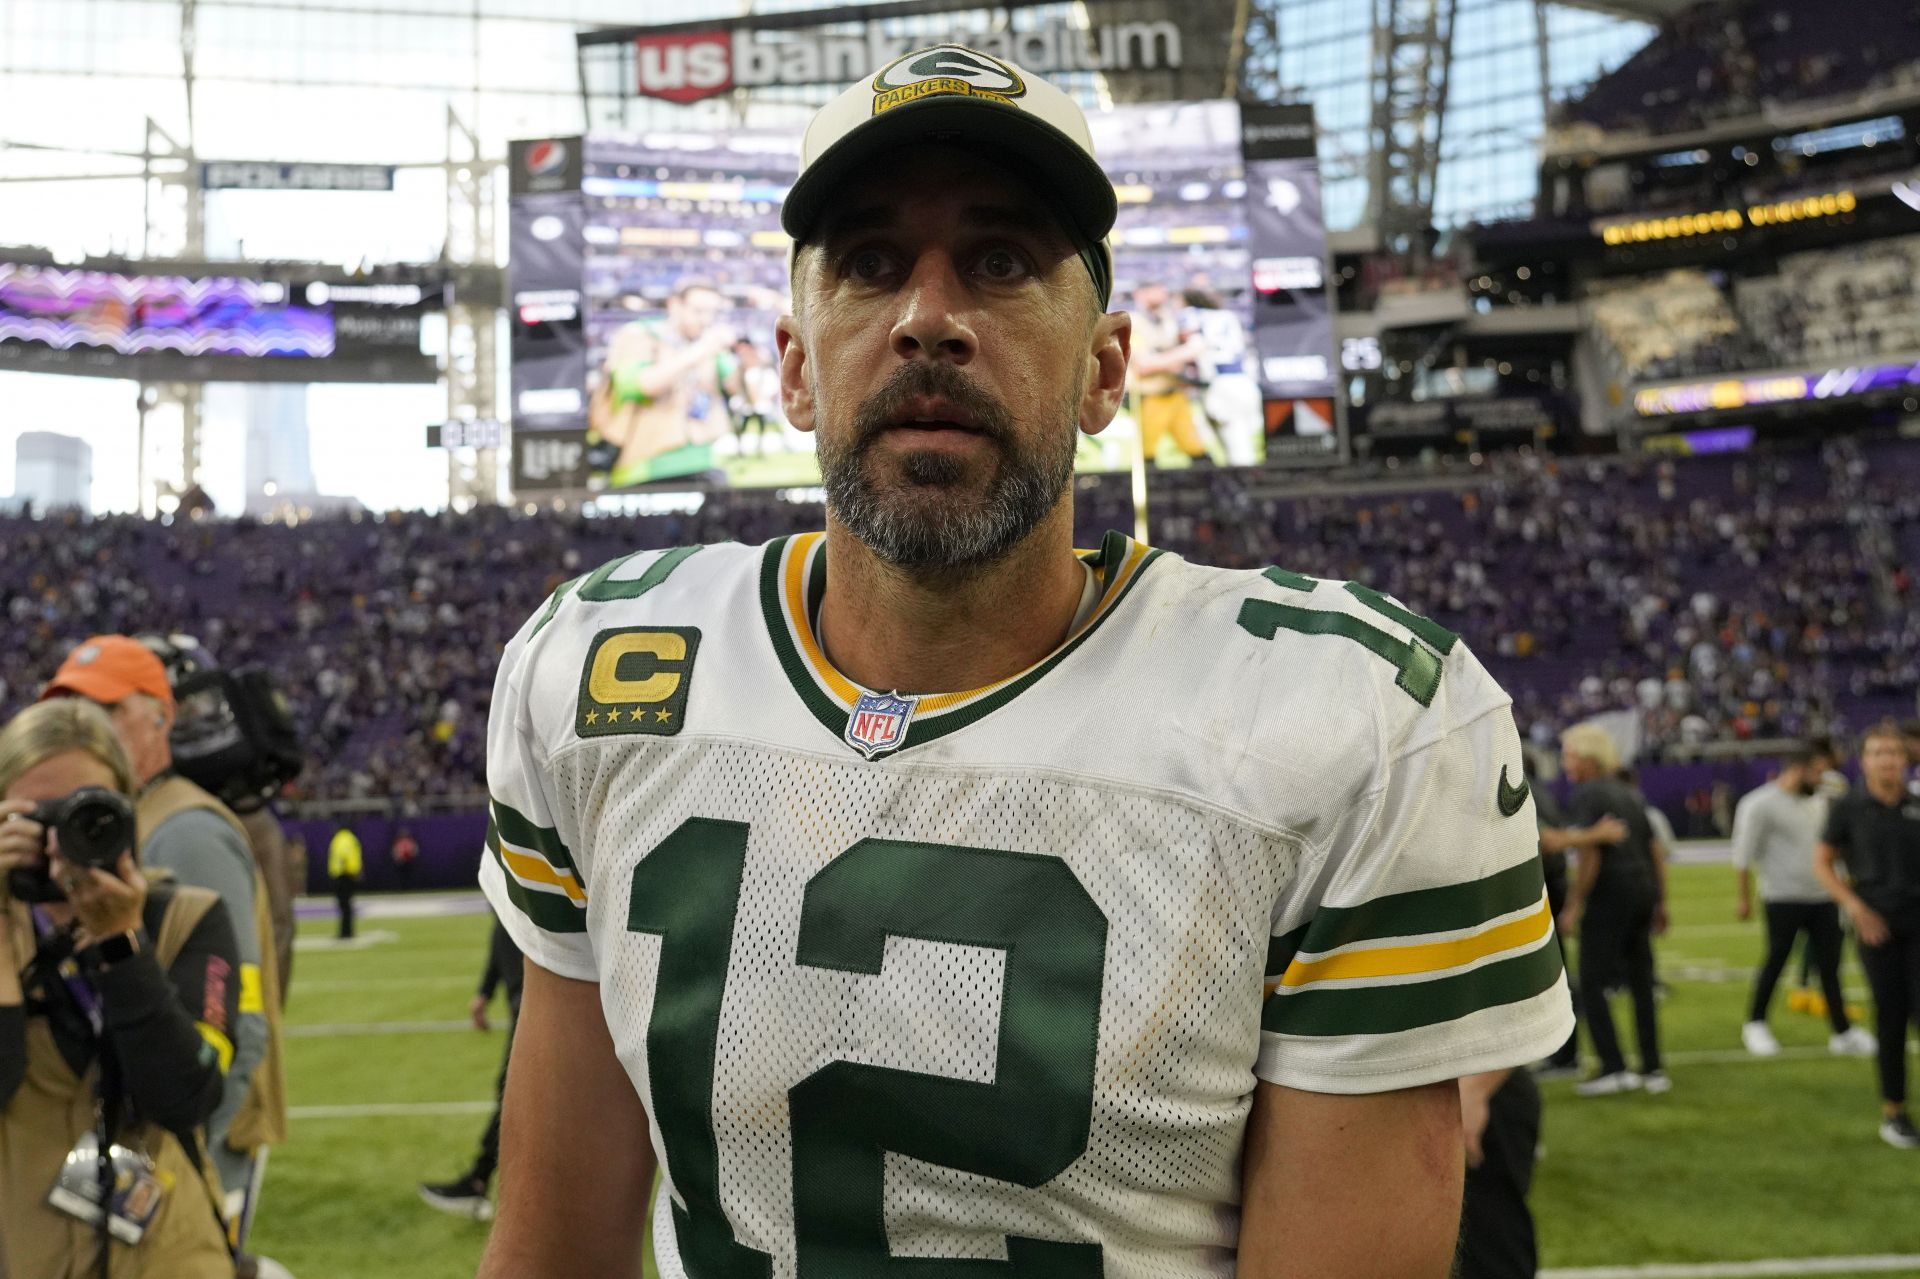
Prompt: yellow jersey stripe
<box><xmin>784</xmin><ymin>532</ymin><xmax>863</xmax><ymax>706</ymax></box>
<box><xmin>500</xmin><ymin>844</ymin><xmax>587</xmax><ymax>905</ymax></box>
<box><xmin>784</xmin><ymin>533</ymin><xmax>1153</xmax><ymax>715</ymax></box>
<box><xmin>1279</xmin><ymin>898</ymin><xmax>1553</xmax><ymax>989</ymax></box>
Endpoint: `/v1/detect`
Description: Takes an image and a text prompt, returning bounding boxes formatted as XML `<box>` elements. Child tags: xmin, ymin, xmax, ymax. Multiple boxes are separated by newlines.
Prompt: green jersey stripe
<box><xmin>486</xmin><ymin>821</ymin><xmax>588</xmax><ymax>934</ymax></box>
<box><xmin>757</xmin><ymin>536</ymin><xmax>851</xmax><ymax>742</ymax></box>
<box><xmin>1265</xmin><ymin>923</ymin><xmax>1309</xmax><ymax>980</ymax></box>
<box><xmin>1293</xmin><ymin>858</ymin><xmax>1546</xmax><ymax>959</ymax></box>
<box><xmin>1261</xmin><ymin>932</ymin><xmax>1562</xmax><ymax>1037</ymax></box>
<box><xmin>490</xmin><ymin>796</ymin><xmax>579</xmax><ymax>877</ymax></box>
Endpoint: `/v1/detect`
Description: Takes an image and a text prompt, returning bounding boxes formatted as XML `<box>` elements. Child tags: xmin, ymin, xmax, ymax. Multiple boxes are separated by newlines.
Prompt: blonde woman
<box><xmin>0</xmin><ymin>700</ymin><xmax>238</xmax><ymax>1279</ymax></box>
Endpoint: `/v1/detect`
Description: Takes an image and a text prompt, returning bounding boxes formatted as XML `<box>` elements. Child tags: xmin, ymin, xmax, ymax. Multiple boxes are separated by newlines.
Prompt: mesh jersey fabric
<box><xmin>479</xmin><ymin>532</ymin><xmax>1574</xmax><ymax>1277</ymax></box>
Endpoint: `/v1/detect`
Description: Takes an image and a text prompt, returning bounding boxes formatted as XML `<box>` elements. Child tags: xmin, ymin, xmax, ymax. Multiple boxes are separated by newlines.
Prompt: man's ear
<box><xmin>1078</xmin><ymin>310</ymin><xmax>1132</xmax><ymax>437</ymax></box>
<box><xmin>774</xmin><ymin>313</ymin><xmax>815</xmax><ymax>434</ymax></box>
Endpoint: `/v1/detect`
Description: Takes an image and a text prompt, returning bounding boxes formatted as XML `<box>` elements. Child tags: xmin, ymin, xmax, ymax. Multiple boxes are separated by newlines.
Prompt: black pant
<box><xmin>1579</xmin><ymin>887</ymin><xmax>1662</xmax><ymax>1076</ymax></box>
<box><xmin>1857</xmin><ymin>910</ymin><xmax>1920</xmax><ymax>1106</ymax></box>
<box><xmin>1458</xmin><ymin>1070</ymin><xmax>1541</xmax><ymax>1279</ymax></box>
<box><xmin>1545</xmin><ymin>868</ymin><xmax>1579</xmax><ymax>1066</ymax></box>
<box><xmin>472</xmin><ymin>1007</ymin><xmax>518</xmax><ymax>1185</ymax></box>
<box><xmin>1750</xmin><ymin>901</ymin><xmax>1851</xmax><ymax>1031</ymax></box>
<box><xmin>333</xmin><ymin>875</ymin><xmax>357</xmax><ymax>939</ymax></box>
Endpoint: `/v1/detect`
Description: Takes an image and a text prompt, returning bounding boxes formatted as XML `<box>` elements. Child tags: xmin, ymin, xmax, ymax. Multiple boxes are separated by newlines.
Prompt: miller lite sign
<box><xmin>844</xmin><ymin>691</ymin><xmax>919</xmax><ymax>760</ymax></box>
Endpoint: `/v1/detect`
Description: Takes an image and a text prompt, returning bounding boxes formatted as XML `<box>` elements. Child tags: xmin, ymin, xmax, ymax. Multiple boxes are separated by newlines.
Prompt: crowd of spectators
<box><xmin>2</xmin><ymin>438</ymin><xmax>1916</xmax><ymax>807</ymax></box>
<box><xmin>1588</xmin><ymin>236</ymin><xmax>1920</xmax><ymax>384</ymax></box>
<box><xmin>1740</xmin><ymin>234</ymin><xmax>1920</xmax><ymax>367</ymax></box>
<box><xmin>1563</xmin><ymin>0</ymin><xmax>1920</xmax><ymax>139</ymax></box>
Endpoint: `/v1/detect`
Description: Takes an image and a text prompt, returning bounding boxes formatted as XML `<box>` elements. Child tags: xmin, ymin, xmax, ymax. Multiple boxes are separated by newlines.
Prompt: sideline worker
<box><xmin>1816</xmin><ymin>723</ymin><xmax>1920</xmax><ymax>1148</ymax></box>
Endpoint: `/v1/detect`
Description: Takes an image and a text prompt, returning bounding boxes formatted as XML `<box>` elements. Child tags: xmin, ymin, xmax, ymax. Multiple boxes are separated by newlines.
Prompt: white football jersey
<box><xmin>480</xmin><ymin>530</ymin><xmax>1573</xmax><ymax>1278</ymax></box>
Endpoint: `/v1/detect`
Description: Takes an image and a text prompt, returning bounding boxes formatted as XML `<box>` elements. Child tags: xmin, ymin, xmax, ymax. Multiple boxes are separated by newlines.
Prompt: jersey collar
<box><xmin>758</xmin><ymin>529</ymin><xmax>1161</xmax><ymax>759</ymax></box>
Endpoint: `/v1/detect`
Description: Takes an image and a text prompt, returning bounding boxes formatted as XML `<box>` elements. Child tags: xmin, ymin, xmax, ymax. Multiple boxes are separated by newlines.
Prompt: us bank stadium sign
<box><xmin>634</xmin><ymin>20</ymin><xmax>1182</xmax><ymax>104</ymax></box>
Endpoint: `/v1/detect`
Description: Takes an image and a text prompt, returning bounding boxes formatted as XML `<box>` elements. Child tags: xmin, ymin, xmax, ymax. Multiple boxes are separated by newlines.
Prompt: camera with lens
<box><xmin>6</xmin><ymin>786</ymin><xmax>138</xmax><ymax>902</ymax></box>
<box><xmin>143</xmin><ymin>634</ymin><xmax>304</xmax><ymax>814</ymax></box>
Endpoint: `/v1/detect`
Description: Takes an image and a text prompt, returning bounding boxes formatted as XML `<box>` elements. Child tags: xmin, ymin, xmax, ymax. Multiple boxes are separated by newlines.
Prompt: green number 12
<box><xmin>627</xmin><ymin>819</ymin><xmax>1110</xmax><ymax>1276</ymax></box>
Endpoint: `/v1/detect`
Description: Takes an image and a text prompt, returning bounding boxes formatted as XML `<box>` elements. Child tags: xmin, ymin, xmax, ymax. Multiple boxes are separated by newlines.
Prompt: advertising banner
<box><xmin>1239</xmin><ymin>102</ymin><xmax>1343</xmax><ymax>465</ymax></box>
<box><xmin>508</xmin><ymin>138</ymin><xmax>590</xmax><ymax>437</ymax></box>
<box><xmin>622</xmin><ymin>20</ymin><xmax>1182</xmax><ymax>104</ymax></box>
<box><xmin>200</xmin><ymin>162</ymin><xmax>395</xmax><ymax>192</ymax></box>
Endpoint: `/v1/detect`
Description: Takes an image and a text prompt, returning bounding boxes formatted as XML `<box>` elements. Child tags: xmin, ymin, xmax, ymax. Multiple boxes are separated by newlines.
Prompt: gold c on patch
<box><xmin>576</xmin><ymin>626</ymin><xmax>700</xmax><ymax>738</ymax></box>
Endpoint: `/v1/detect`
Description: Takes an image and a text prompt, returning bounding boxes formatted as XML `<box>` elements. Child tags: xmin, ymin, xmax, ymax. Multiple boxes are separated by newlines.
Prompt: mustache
<box><xmin>850</xmin><ymin>363</ymin><xmax>1015</xmax><ymax>445</ymax></box>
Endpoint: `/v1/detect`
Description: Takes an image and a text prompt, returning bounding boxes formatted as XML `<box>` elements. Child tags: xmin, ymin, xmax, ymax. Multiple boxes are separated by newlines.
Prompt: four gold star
<box><xmin>605</xmin><ymin>708</ymin><xmax>622</xmax><ymax>723</ymax></box>
<box><xmin>584</xmin><ymin>710</ymin><xmax>599</xmax><ymax>725</ymax></box>
<box><xmin>655</xmin><ymin>708</ymin><xmax>672</xmax><ymax>723</ymax></box>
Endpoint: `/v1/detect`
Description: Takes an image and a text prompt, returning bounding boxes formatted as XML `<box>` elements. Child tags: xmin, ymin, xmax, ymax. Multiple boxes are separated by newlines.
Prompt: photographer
<box><xmin>0</xmin><ymin>699</ymin><xmax>239</xmax><ymax>1278</ymax></box>
<box><xmin>41</xmin><ymin>636</ymin><xmax>285</xmax><ymax>1215</ymax></box>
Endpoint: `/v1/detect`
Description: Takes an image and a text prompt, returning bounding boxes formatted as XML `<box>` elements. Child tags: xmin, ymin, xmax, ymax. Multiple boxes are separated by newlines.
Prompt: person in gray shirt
<box><xmin>1733</xmin><ymin>738</ymin><xmax>1875</xmax><ymax>1058</ymax></box>
<box><xmin>39</xmin><ymin>637</ymin><xmax>270</xmax><ymax>1203</ymax></box>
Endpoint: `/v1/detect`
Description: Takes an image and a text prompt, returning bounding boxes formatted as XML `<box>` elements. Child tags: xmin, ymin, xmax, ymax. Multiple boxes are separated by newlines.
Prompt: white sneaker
<box><xmin>1742</xmin><ymin>1021</ymin><xmax>1781</xmax><ymax>1056</ymax></box>
<box><xmin>1880</xmin><ymin>1112</ymin><xmax>1920</xmax><ymax>1149</ymax></box>
<box><xmin>1574</xmin><ymin>1071</ymin><xmax>1643</xmax><ymax>1097</ymax></box>
<box><xmin>1641</xmin><ymin>1071</ymin><xmax>1673</xmax><ymax>1094</ymax></box>
<box><xmin>1831</xmin><ymin>1027</ymin><xmax>1878</xmax><ymax>1057</ymax></box>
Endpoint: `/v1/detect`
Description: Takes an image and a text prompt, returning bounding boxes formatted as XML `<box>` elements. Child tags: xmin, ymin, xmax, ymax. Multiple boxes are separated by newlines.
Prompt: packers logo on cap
<box><xmin>871</xmin><ymin>45</ymin><xmax>1027</xmax><ymax>116</ymax></box>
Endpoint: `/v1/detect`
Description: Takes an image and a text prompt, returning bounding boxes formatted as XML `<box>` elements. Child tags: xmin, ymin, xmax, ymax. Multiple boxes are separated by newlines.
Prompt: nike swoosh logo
<box><xmin>1497</xmin><ymin>765</ymin><xmax>1532</xmax><ymax>818</ymax></box>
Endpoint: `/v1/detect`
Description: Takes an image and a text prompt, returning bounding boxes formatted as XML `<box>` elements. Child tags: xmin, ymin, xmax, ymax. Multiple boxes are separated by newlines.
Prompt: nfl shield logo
<box><xmin>844</xmin><ymin>691</ymin><xmax>918</xmax><ymax>760</ymax></box>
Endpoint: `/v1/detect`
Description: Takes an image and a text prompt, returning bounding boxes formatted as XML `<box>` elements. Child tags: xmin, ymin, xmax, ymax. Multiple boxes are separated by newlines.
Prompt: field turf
<box><xmin>248</xmin><ymin>860</ymin><xmax>1919</xmax><ymax>1278</ymax></box>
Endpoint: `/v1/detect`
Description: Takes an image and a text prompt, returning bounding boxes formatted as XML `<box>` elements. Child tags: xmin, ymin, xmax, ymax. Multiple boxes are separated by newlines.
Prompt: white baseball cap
<box><xmin>782</xmin><ymin>44</ymin><xmax>1116</xmax><ymax>308</ymax></box>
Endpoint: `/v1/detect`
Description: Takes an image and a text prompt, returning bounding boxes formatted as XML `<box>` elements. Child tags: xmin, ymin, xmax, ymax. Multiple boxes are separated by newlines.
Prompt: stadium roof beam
<box><xmin>1369</xmin><ymin>0</ymin><xmax>1457</xmax><ymax>270</ymax></box>
<box><xmin>1549</xmin><ymin>0</ymin><xmax>1706</xmax><ymax>22</ymax></box>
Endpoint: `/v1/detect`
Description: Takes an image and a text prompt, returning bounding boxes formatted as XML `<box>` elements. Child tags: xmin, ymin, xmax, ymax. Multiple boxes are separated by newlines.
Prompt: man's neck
<box><xmin>815</xmin><ymin>505</ymin><xmax>1087</xmax><ymax>695</ymax></box>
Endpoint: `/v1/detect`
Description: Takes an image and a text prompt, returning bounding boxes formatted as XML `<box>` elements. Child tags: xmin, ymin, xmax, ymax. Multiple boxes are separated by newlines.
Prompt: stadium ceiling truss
<box><xmin>1367</xmin><ymin>0</ymin><xmax>1457</xmax><ymax>264</ymax></box>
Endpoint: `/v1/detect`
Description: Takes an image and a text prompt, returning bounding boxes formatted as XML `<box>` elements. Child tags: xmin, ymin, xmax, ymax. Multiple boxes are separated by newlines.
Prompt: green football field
<box><xmin>248</xmin><ymin>860</ymin><xmax>1920</xmax><ymax>1279</ymax></box>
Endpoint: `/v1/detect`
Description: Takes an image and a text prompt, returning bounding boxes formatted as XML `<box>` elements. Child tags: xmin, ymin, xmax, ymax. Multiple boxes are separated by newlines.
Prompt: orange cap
<box><xmin>42</xmin><ymin>636</ymin><xmax>174</xmax><ymax>710</ymax></box>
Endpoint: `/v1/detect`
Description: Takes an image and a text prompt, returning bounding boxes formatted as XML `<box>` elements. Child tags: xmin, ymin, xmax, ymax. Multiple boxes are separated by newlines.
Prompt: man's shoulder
<box><xmin>1138</xmin><ymin>550</ymin><xmax>1514</xmax><ymax>751</ymax></box>
<box><xmin>516</xmin><ymin>540</ymin><xmax>766</xmax><ymax>656</ymax></box>
<box><xmin>148</xmin><ymin>804</ymin><xmax>252</xmax><ymax>861</ymax></box>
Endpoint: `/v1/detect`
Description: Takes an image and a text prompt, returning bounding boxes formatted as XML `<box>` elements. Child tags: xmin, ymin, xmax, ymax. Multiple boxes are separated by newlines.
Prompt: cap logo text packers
<box><xmin>871</xmin><ymin>45</ymin><xmax>1026</xmax><ymax>115</ymax></box>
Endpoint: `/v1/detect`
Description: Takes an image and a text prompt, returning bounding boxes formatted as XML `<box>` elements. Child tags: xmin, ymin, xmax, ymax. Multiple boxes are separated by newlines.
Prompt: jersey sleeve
<box><xmin>479</xmin><ymin>605</ymin><xmax>598</xmax><ymax>982</ymax></box>
<box><xmin>1256</xmin><ymin>699</ymin><xmax>1575</xmax><ymax>1094</ymax></box>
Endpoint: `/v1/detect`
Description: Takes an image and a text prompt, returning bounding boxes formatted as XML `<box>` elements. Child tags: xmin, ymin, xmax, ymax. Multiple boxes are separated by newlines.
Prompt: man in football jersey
<box><xmin>477</xmin><ymin>45</ymin><xmax>1573</xmax><ymax>1279</ymax></box>
<box><xmin>588</xmin><ymin>278</ymin><xmax>738</xmax><ymax>487</ymax></box>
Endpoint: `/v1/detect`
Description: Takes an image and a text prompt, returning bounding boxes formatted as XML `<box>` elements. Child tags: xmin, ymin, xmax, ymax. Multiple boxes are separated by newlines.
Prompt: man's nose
<box><xmin>889</xmin><ymin>251</ymin><xmax>978</xmax><ymax>365</ymax></box>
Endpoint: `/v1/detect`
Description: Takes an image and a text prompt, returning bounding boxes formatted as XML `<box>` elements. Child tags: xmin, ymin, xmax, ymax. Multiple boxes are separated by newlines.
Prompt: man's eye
<box><xmin>975</xmin><ymin>248</ymin><xmax>1030</xmax><ymax>282</ymax></box>
<box><xmin>844</xmin><ymin>249</ymin><xmax>894</xmax><ymax>281</ymax></box>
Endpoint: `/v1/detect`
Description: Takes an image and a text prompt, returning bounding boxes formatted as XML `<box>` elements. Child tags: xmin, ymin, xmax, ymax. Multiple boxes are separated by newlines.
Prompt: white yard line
<box><xmin>284</xmin><ymin>1020</ymin><xmax>476</xmax><ymax>1038</ymax></box>
<box><xmin>293</xmin><ymin>975</ymin><xmax>476</xmax><ymax>991</ymax></box>
<box><xmin>1544</xmin><ymin>1257</ymin><xmax>1920</xmax><ymax>1278</ymax></box>
<box><xmin>288</xmin><ymin>1101</ymin><xmax>495</xmax><ymax>1120</ymax></box>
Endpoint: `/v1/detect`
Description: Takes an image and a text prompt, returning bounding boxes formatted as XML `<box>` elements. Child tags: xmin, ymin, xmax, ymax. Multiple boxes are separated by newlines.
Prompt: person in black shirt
<box><xmin>1531</xmin><ymin>777</ymin><xmax>1628</xmax><ymax>1076</ymax></box>
<box><xmin>0</xmin><ymin>699</ymin><xmax>241</xmax><ymax>1278</ymax></box>
<box><xmin>1817</xmin><ymin>723</ymin><xmax>1920</xmax><ymax>1148</ymax></box>
<box><xmin>1557</xmin><ymin>723</ymin><xmax>1669</xmax><ymax>1096</ymax></box>
<box><xmin>419</xmin><ymin>911</ymin><xmax>525</xmax><ymax>1219</ymax></box>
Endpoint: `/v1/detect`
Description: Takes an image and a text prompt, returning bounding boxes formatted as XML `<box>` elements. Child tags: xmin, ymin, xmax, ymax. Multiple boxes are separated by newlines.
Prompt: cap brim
<box><xmin>782</xmin><ymin>95</ymin><xmax>1117</xmax><ymax>249</ymax></box>
<box><xmin>40</xmin><ymin>670</ymin><xmax>130</xmax><ymax>706</ymax></box>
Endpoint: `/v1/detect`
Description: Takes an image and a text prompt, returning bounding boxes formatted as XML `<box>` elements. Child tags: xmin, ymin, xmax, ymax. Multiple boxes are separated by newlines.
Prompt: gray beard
<box><xmin>817</xmin><ymin>372</ymin><xmax>1080</xmax><ymax>575</ymax></box>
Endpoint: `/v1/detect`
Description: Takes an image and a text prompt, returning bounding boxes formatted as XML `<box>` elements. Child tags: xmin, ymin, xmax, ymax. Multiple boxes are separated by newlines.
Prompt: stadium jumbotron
<box><xmin>2</xmin><ymin>1</ymin><xmax>1920</xmax><ymax>1276</ymax></box>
